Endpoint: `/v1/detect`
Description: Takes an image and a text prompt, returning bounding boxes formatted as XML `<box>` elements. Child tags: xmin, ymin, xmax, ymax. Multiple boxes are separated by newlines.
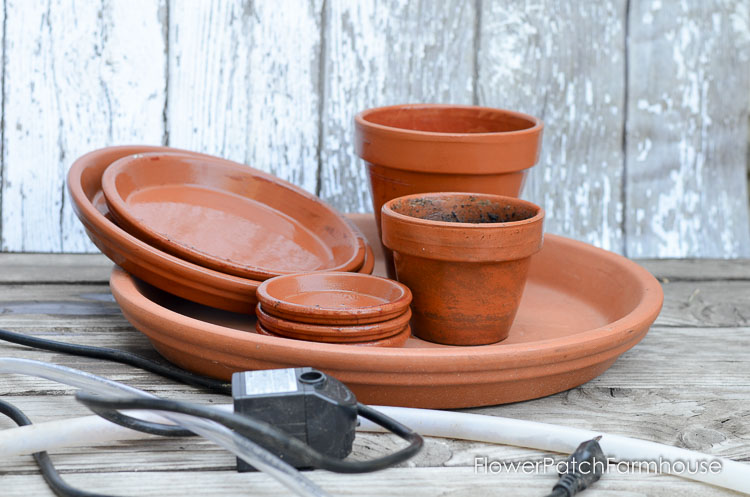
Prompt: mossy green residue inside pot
<box><xmin>390</xmin><ymin>195</ymin><xmax>538</xmax><ymax>224</ymax></box>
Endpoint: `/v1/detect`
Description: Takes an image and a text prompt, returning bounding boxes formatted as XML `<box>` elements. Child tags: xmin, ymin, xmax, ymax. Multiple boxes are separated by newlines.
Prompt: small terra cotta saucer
<box><xmin>256</xmin><ymin>272</ymin><xmax>412</xmax><ymax>325</ymax></box>
<box><xmin>256</xmin><ymin>304</ymin><xmax>411</xmax><ymax>342</ymax></box>
<box><xmin>254</xmin><ymin>321</ymin><xmax>411</xmax><ymax>347</ymax></box>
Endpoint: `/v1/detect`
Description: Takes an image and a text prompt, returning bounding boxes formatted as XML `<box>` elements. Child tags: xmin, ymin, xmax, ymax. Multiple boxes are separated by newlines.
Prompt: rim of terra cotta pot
<box><xmin>256</xmin><ymin>304</ymin><xmax>412</xmax><ymax>341</ymax></box>
<box><xmin>256</xmin><ymin>271</ymin><xmax>412</xmax><ymax>323</ymax></box>
<box><xmin>381</xmin><ymin>192</ymin><xmax>545</xmax><ymax>262</ymax></box>
<box><xmin>355</xmin><ymin>104</ymin><xmax>543</xmax><ymax>174</ymax></box>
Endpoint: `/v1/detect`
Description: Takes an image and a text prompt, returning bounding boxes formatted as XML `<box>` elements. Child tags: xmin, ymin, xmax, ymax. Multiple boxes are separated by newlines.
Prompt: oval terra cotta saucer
<box><xmin>67</xmin><ymin>146</ymin><xmax>373</xmax><ymax>314</ymax></box>
<box><xmin>256</xmin><ymin>271</ymin><xmax>412</xmax><ymax>325</ymax></box>
<box><xmin>256</xmin><ymin>304</ymin><xmax>412</xmax><ymax>342</ymax></box>
<box><xmin>102</xmin><ymin>153</ymin><xmax>364</xmax><ymax>280</ymax></box>
<box><xmin>255</xmin><ymin>321</ymin><xmax>412</xmax><ymax>348</ymax></box>
<box><xmin>110</xmin><ymin>216</ymin><xmax>664</xmax><ymax>408</ymax></box>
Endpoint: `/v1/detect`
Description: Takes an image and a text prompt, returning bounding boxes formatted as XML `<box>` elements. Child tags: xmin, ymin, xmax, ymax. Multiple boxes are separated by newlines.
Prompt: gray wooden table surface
<box><xmin>0</xmin><ymin>253</ymin><xmax>748</xmax><ymax>496</ymax></box>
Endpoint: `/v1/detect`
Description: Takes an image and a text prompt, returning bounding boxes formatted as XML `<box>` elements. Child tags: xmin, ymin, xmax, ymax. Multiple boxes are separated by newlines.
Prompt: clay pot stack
<box><xmin>72</xmin><ymin>105</ymin><xmax>665</xmax><ymax>407</ymax></box>
<box><xmin>255</xmin><ymin>272</ymin><xmax>413</xmax><ymax>347</ymax></box>
<box><xmin>67</xmin><ymin>147</ymin><xmax>376</xmax><ymax>314</ymax></box>
<box><xmin>355</xmin><ymin>103</ymin><xmax>543</xmax><ymax>279</ymax></box>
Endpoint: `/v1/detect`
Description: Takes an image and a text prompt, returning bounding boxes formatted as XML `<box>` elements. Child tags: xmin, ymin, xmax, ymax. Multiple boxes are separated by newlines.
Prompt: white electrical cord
<box><xmin>2</xmin><ymin>398</ymin><xmax>748</xmax><ymax>495</ymax></box>
<box><xmin>359</xmin><ymin>407</ymin><xmax>750</xmax><ymax>495</ymax></box>
<box><xmin>0</xmin><ymin>358</ymin><xmax>328</xmax><ymax>497</ymax></box>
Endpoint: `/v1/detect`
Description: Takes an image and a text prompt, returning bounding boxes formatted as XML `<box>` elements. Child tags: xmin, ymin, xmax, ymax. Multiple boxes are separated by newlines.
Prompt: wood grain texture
<box><xmin>167</xmin><ymin>0</ymin><xmax>322</xmax><ymax>192</ymax></box>
<box><xmin>477</xmin><ymin>0</ymin><xmax>626</xmax><ymax>253</ymax></box>
<box><xmin>318</xmin><ymin>0</ymin><xmax>476</xmax><ymax>212</ymax></box>
<box><xmin>0</xmin><ymin>469</ymin><xmax>735</xmax><ymax>497</ymax></box>
<box><xmin>655</xmin><ymin>280</ymin><xmax>750</xmax><ymax>328</ymax></box>
<box><xmin>6</xmin><ymin>251</ymin><xmax>750</xmax><ymax>284</ymax></box>
<box><xmin>626</xmin><ymin>0</ymin><xmax>750</xmax><ymax>258</ymax></box>
<box><xmin>1</xmin><ymin>0</ymin><xmax>167</xmax><ymax>253</ymax></box>
<box><xmin>0</xmin><ymin>2</ymin><xmax>749</xmax><ymax>256</ymax></box>
<box><xmin>0</xmin><ymin>254</ymin><xmax>112</xmax><ymax>283</ymax></box>
<box><xmin>0</xmin><ymin>255</ymin><xmax>748</xmax><ymax>496</ymax></box>
<box><xmin>637</xmin><ymin>258</ymin><xmax>750</xmax><ymax>281</ymax></box>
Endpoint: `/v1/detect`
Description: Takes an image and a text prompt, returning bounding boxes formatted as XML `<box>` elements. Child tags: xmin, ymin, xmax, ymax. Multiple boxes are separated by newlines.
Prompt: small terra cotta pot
<box><xmin>381</xmin><ymin>192</ymin><xmax>544</xmax><ymax>346</ymax></box>
<box><xmin>355</xmin><ymin>104</ymin><xmax>543</xmax><ymax>278</ymax></box>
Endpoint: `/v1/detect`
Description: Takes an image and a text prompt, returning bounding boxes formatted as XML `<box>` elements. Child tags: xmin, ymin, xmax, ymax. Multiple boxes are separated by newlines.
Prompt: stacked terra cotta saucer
<box><xmin>255</xmin><ymin>272</ymin><xmax>412</xmax><ymax>347</ymax></box>
<box><xmin>67</xmin><ymin>146</ymin><xmax>376</xmax><ymax>313</ymax></box>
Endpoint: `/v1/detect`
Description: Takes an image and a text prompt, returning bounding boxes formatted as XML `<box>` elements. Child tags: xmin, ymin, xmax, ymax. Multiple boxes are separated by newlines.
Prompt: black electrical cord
<box><xmin>86</xmin><ymin>405</ymin><xmax>194</xmax><ymax>437</ymax></box>
<box><xmin>0</xmin><ymin>328</ymin><xmax>231</xmax><ymax>395</ymax></box>
<box><xmin>0</xmin><ymin>325</ymin><xmax>423</xmax><ymax>497</ymax></box>
<box><xmin>0</xmin><ymin>327</ymin><xmax>419</xmax><ymax>450</ymax></box>
<box><xmin>0</xmin><ymin>325</ymin><xmax>605</xmax><ymax>496</ymax></box>
<box><xmin>544</xmin><ymin>437</ymin><xmax>605</xmax><ymax>497</ymax></box>
<box><xmin>75</xmin><ymin>392</ymin><xmax>423</xmax><ymax>474</ymax></box>
<box><xmin>0</xmin><ymin>398</ymin><xmax>116</xmax><ymax>497</ymax></box>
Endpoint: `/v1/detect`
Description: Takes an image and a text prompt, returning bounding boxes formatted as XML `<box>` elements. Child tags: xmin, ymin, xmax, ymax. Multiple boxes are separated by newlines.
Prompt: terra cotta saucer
<box><xmin>68</xmin><ymin>146</ymin><xmax>373</xmax><ymax>314</ymax></box>
<box><xmin>256</xmin><ymin>271</ymin><xmax>412</xmax><ymax>325</ymax></box>
<box><xmin>102</xmin><ymin>153</ymin><xmax>364</xmax><ymax>280</ymax></box>
<box><xmin>110</xmin><ymin>225</ymin><xmax>663</xmax><ymax>408</ymax></box>
<box><xmin>254</xmin><ymin>321</ymin><xmax>412</xmax><ymax>348</ymax></box>
<box><xmin>256</xmin><ymin>304</ymin><xmax>412</xmax><ymax>342</ymax></box>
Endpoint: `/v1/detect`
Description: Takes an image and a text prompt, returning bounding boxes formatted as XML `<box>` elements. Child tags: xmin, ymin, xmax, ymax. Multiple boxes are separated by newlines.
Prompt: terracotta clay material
<box><xmin>67</xmin><ymin>146</ymin><xmax>373</xmax><ymax>314</ymax></box>
<box><xmin>102</xmin><ymin>153</ymin><xmax>364</xmax><ymax>280</ymax></box>
<box><xmin>381</xmin><ymin>192</ymin><xmax>544</xmax><ymax>346</ymax></box>
<box><xmin>109</xmin><ymin>225</ymin><xmax>663</xmax><ymax>408</ymax></box>
<box><xmin>254</xmin><ymin>321</ymin><xmax>411</xmax><ymax>348</ymax></box>
<box><xmin>355</xmin><ymin>104</ymin><xmax>543</xmax><ymax>277</ymax></box>
<box><xmin>256</xmin><ymin>272</ymin><xmax>412</xmax><ymax>325</ymax></box>
<box><xmin>256</xmin><ymin>304</ymin><xmax>412</xmax><ymax>342</ymax></box>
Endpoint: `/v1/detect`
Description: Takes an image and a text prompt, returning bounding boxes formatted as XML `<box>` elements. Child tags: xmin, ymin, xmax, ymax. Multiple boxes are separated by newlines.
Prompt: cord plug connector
<box><xmin>549</xmin><ymin>436</ymin><xmax>605</xmax><ymax>497</ymax></box>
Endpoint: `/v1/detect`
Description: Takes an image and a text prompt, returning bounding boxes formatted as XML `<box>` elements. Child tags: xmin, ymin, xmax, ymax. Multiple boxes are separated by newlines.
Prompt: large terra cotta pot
<box><xmin>381</xmin><ymin>192</ymin><xmax>544</xmax><ymax>346</ymax></box>
<box><xmin>355</xmin><ymin>104</ymin><xmax>543</xmax><ymax>277</ymax></box>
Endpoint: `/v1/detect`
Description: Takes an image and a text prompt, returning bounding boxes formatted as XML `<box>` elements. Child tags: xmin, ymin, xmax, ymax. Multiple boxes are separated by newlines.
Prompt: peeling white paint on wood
<box><xmin>1</xmin><ymin>0</ymin><xmax>166</xmax><ymax>252</ymax></box>
<box><xmin>318</xmin><ymin>0</ymin><xmax>475</xmax><ymax>212</ymax></box>
<box><xmin>167</xmin><ymin>0</ymin><xmax>322</xmax><ymax>193</ymax></box>
<box><xmin>626</xmin><ymin>0</ymin><xmax>750</xmax><ymax>257</ymax></box>
<box><xmin>478</xmin><ymin>0</ymin><xmax>627</xmax><ymax>254</ymax></box>
<box><xmin>0</xmin><ymin>1</ymin><xmax>748</xmax><ymax>257</ymax></box>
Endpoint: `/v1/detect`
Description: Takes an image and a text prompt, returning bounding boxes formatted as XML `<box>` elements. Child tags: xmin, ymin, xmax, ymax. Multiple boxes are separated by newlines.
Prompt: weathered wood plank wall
<box><xmin>626</xmin><ymin>0</ymin><xmax>750</xmax><ymax>257</ymax></box>
<box><xmin>320</xmin><ymin>0</ymin><xmax>475</xmax><ymax>211</ymax></box>
<box><xmin>0</xmin><ymin>0</ymin><xmax>748</xmax><ymax>257</ymax></box>
<box><xmin>478</xmin><ymin>0</ymin><xmax>627</xmax><ymax>253</ymax></box>
<box><xmin>3</xmin><ymin>0</ymin><xmax>166</xmax><ymax>253</ymax></box>
<box><xmin>168</xmin><ymin>0</ymin><xmax>323</xmax><ymax>192</ymax></box>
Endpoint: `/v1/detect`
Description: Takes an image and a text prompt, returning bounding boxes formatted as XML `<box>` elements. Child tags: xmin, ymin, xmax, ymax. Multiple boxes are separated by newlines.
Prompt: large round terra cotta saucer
<box><xmin>102</xmin><ymin>153</ymin><xmax>364</xmax><ymax>280</ymax></box>
<box><xmin>110</xmin><ymin>218</ymin><xmax>664</xmax><ymax>409</ymax></box>
<box><xmin>68</xmin><ymin>146</ymin><xmax>373</xmax><ymax>314</ymax></box>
